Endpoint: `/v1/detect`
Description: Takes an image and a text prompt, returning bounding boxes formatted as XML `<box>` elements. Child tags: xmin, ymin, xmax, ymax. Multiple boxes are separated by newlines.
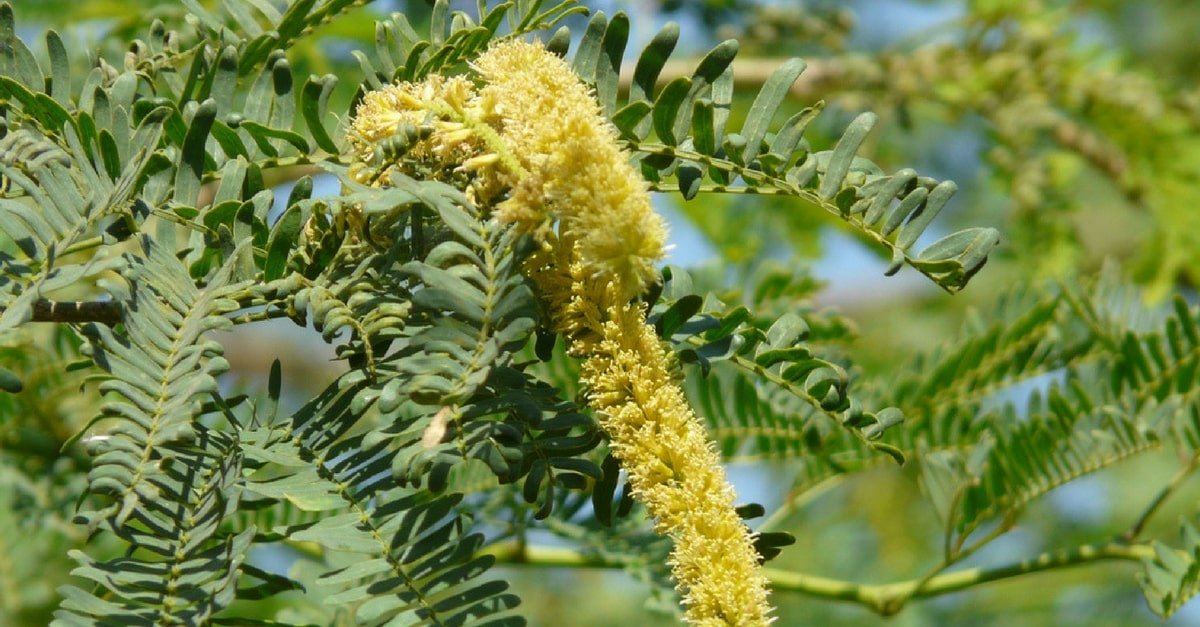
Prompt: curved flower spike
<box><xmin>479</xmin><ymin>38</ymin><xmax>774</xmax><ymax>626</ymax></box>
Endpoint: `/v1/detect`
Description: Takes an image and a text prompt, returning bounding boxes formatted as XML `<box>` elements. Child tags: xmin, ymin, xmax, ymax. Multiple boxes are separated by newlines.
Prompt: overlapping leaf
<box><xmin>287</xmin><ymin>170</ymin><xmax>599</xmax><ymax>512</ymax></box>
<box><xmin>948</xmin><ymin>382</ymin><xmax>1161</xmax><ymax>539</ymax></box>
<box><xmin>241</xmin><ymin>374</ymin><xmax>527</xmax><ymax>626</ymax></box>
<box><xmin>358</xmin><ymin>0</ymin><xmax>586</xmax><ymax>85</ymax></box>
<box><xmin>888</xmin><ymin>276</ymin><xmax>1200</xmax><ymax>550</ymax></box>
<box><xmin>73</xmin><ymin>237</ymin><xmax>244</xmax><ymax>527</ymax></box>
<box><xmin>0</xmin><ymin>116</ymin><xmax>165</xmax><ymax>330</ymax></box>
<box><xmin>1139</xmin><ymin>517</ymin><xmax>1200</xmax><ymax>619</ymax></box>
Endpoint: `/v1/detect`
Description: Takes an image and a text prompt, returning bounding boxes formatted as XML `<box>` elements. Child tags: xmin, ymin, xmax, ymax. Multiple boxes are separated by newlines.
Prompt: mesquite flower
<box><xmin>349</xmin><ymin>38</ymin><xmax>774</xmax><ymax>626</ymax></box>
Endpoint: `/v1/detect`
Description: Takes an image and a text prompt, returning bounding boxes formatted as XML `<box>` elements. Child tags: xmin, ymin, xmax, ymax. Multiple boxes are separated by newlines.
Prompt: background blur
<box><xmin>8</xmin><ymin>0</ymin><xmax>1200</xmax><ymax>624</ymax></box>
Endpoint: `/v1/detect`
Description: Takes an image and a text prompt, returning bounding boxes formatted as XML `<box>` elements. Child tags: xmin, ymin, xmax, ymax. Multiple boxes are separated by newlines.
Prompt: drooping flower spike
<box><xmin>349</xmin><ymin>38</ymin><xmax>774</xmax><ymax>626</ymax></box>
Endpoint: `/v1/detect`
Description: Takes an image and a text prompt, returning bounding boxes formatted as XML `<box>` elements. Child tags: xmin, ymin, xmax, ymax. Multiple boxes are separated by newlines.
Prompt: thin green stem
<box><xmin>755</xmin><ymin>473</ymin><xmax>850</xmax><ymax>533</ymax></box>
<box><xmin>483</xmin><ymin>541</ymin><xmax>1154</xmax><ymax>616</ymax></box>
<box><xmin>200</xmin><ymin>154</ymin><xmax>349</xmax><ymax>185</ymax></box>
<box><xmin>681</xmin><ymin>335</ymin><xmax>849</xmax><ymax>435</ymax></box>
<box><xmin>900</xmin><ymin>513</ymin><xmax>1015</xmax><ymax>613</ymax></box>
<box><xmin>60</xmin><ymin>236</ymin><xmax>104</xmax><ymax>257</ymax></box>
<box><xmin>767</xmin><ymin>542</ymin><xmax>1153</xmax><ymax>616</ymax></box>
<box><xmin>225</xmin><ymin>307</ymin><xmax>292</xmax><ymax>325</ymax></box>
<box><xmin>680</xmin><ymin>334</ymin><xmax>903</xmax><ymax>466</ymax></box>
<box><xmin>955</xmin><ymin>513</ymin><xmax>1015</xmax><ymax>559</ymax></box>
<box><xmin>649</xmin><ymin>183</ymin><xmax>797</xmax><ymax>196</ymax></box>
<box><xmin>1123</xmin><ymin>453</ymin><xmax>1200</xmax><ymax>542</ymax></box>
<box><xmin>150</xmin><ymin>207</ymin><xmax>212</xmax><ymax>235</ymax></box>
<box><xmin>483</xmin><ymin>542</ymin><xmax>600</xmax><ymax>568</ymax></box>
<box><xmin>1057</xmin><ymin>279</ymin><xmax>1120</xmax><ymax>352</ymax></box>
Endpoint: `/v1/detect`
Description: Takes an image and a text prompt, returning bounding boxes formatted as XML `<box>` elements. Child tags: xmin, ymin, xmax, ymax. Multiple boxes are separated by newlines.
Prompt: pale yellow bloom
<box><xmin>348</xmin><ymin>38</ymin><xmax>774</xmax><ymax>626</ymax></box>
<box><xmin>347</xmin><ymin>75</ymin><xmax>497</xmax><ymax>190</ymax></box>
<box><xmin>474</xmin><ymin>40</ymin><xmax>668</xmax><ymax>300</ymax></box>
<box><xmin>349</xmin><ymin>75</ymin><xmax>463</xmax><ymax>147</ymax></box>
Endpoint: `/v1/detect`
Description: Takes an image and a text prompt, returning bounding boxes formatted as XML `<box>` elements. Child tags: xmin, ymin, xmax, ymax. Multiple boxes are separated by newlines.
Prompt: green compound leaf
<box><xmin>591</xmin><ymin>29</ymin><xmax>1000</xmax><ymax>293</ymax></box>
<box><xmin>1139</xmin><ymin>518</ymin><xmax>1200</xmax><ymax>619</ymax></box>
<box><xmin>648</xmin><ymin>268</ymin><xmax>906</xmax><ymax>464</ymax></box>
<box><xmin>54</xmin><ymin>238</ymin><xmax>249</xmax><ymax>625</ymax></box>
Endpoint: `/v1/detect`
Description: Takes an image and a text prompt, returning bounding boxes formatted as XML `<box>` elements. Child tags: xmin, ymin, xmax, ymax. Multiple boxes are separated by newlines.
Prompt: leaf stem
<box><xmin>755</xmin><ymin>473</ymin><xmax>850</xmax><ymax>533</ymax></box>
<box><xmin>767</xmin><ymin>542</ymin><xmax>1153</xmax><ymax>616</ymax></box>
<box><xmin>681</xmin><ymin>335</ymin><xmax>847</xmax><ymax>432</ymax></box>
<box><xmin>199</xmin><ymin>155</ymin><xmax>349</xmax><ymax>185</ymax></box>
<box><xmin>225</xmin><ymin>307</ymin><xmax>292</xmax><ymax>325</ymax></box>
<box><xmin>484</xmin><ymin>541</ymin><xmax>1154</xmax><ymax>616</ymax></box>
<box><xmin>632</xmin><ymin>142</ymin><xmax>956</xmax><ymax>294</ymax></box>
<box><xmin>60</xmin><ymin>236</ymin><xmax>104</xmax><ymax>257</ymax></box>
<box><xmin>896</xmin><ymin>513</ymin><xmax>1016</xmax><ymax>614</ymax></box>
<box><xmin>680</xmin><ymin>334</ymin><xmax>898</xmax><ymax>458</ymax></box>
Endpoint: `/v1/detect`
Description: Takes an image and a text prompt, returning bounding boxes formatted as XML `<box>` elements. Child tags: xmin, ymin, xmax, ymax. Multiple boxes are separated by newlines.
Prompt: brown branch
<box><xmin>25</xmin><ymin>299</ymin><xmax>122</xmax><ymax>325</ymax></box>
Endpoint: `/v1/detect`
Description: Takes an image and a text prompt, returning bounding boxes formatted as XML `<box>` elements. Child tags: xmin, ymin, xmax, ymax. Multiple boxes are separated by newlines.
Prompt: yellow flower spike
<box><xmin>438</xmin><ymin>128</ymin><xmax>475</xmax><ymax>145</ymax></box>
<box><xmin>350</xmin><ymin>38</ymin><xmax>774</xmax><ymax>626</ymax></box>
<box><xmin>525</xmin><ymin>239</ymin><xmax>774</xmax><ymax>626</ymax></box>
<box><xmin>585</xmin><ymin>289</ymin><xmax>773</xmax><ymax>626</ymax></box>
<box><xmin>474</xmin><ymin>39</ymin><xmax>668</xmax><ymax>301</ymax></box>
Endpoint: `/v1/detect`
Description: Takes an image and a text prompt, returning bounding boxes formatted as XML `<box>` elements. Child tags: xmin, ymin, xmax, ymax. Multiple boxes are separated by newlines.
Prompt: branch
<box><xmin>617</xmin><ymin>56</ymin><xmax>855</xmax><ymax>103</ymax></box>
<box><xmin>483</xmin><ymin>541</ymin><xmax>1153</xmax><ymax>616</ymax></box>
<box><xmin>770</xmin><ymin>542</ymin><xmax>1152</xmax><ymax>615</ymax></box>
<box><xmin>11</xmin><ymin>291</ymin><xmax>296</xmax><ymax>327</ymax></box>
<box><xmin>14</xmin><ymin>299</ymin><xmax>123</xmax><ymax>326</ymax></box>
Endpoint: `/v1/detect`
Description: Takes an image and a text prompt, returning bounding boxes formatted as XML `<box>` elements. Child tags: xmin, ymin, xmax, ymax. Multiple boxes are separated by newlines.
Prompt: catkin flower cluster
<box><xmin>527</xmin><ymin>240</ymin><xmax>774</xmax><ymax>626</ymax></box>
<box><xmin>346</xmin><ymin>74</ymin><xmax>515</xmax><ymax>206</ymax></box>
<box><xmin>348</xmin><ymin>38</ymin><xmax>774</xmax><ymax>626</ymax></box>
